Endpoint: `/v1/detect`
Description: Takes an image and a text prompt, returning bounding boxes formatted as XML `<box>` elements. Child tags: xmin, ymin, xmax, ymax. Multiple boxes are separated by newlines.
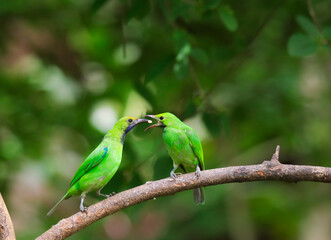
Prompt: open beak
<box><xmin>126</xmin><ymin>118</ymin><xmax>152</xmax><ymax>133</ymax></box>
<box><xmin>144</xmin><ymin>115</ymin><xmax>163</xmax><ymax>131</ymax></box>
<box><xmin>133</xmin><ymin>118</ymin><xmax>152</xmax><ymax>125</ymax></box>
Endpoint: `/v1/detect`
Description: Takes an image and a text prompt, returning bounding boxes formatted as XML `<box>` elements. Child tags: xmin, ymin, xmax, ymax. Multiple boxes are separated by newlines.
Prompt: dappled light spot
<box><xmin>123</xmin><ymin>90</ymin><xmax>152</xmax><ymax>118</ymax></box>
<box><xmin>138</xmin><ymin>211</ymin><xmax>168</xmax><ymax>239</ymax></box>
<box><xmin>113</xmin><ymin>43</ymin><xmax>141</xmax><ymax>66</ymax></box>
<box><xmin>103</xmin><ymin>212</ymin><xmax>132</xmax><ymax>239</ymax></box>
<box><xmin>183</xmin><ymin>114</ymin><xmax>210</xmax><ymax>141</ymax></box>
<box><xmin>89</xmin><ymin>100</ymin><xmax>119</xmax><ymax>133</ymax></box>
<box><xmin>82</xmin><ymin>62</ymin><xmax>112</xmax><ymax>95</ymax></box>
<box><xmin>29</xmin><ymin>65</ymin><xmax>81</xmax><ymax>105</ymax></box>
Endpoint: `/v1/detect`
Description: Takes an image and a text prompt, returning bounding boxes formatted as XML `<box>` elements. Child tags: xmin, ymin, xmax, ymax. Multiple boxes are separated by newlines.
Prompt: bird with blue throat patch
<box><xmin>47</xmin><ymin>117</ymin><xmax>151</xmax><ymax>216</ymax></box>
<box><xmin>145</xmin><ymin>112</ymin><xmax>205</xmax><ymax>204</ymax></box>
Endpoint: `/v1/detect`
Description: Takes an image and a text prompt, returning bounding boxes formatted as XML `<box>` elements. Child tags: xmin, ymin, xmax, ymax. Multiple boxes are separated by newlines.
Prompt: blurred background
<box><xmin>0</xmin><ymin>0</ymin><xmax>330</xmax><ymax>239</ymax></box>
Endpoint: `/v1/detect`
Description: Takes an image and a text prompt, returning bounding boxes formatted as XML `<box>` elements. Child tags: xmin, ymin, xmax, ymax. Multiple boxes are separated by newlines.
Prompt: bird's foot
<box><xmin>97</xmin><ymin>189</ymin><xmax>116</xmax><ymax>198</ymax></box>
<box><xmin>195</xmin><ymin>166</ymin><xmax>201</xmax><ymax>179</ymax></box>
<box><xmin>145</xmin><ymin>181</ymin><xmax>154</xmax><ymax>184</ymax></box>
<box><xmin>80</xmin><ymin>206</ymin><xmax>87</xmax><ymax>213</ymax></box>
<box><xmin>103</xmin><ymin>192</ymin><xmax>116</xmax><ymax>198</ymax></box>
<box><xmin>170</xmin><ymin>172</ymin><xmax>176</xmax><ymax>181</ymax></box>
<box><xmin>170</xmin><ymin>165</ymin><xmax>179</xmax><ymax>181</ymax></box>
<box><xmin>170</xmin><ymin>172</ymin><xmax>182</xmax><ymax>180</ymax></box>
<box><xmin>80</xmin><ymin>194</ymin><xmax>87</xmax><ymax>213</ymax></box>
<box><xmin>169</xmin><ymin>173</ymin><xmax>182</xmax><ymax>182</ymax></box>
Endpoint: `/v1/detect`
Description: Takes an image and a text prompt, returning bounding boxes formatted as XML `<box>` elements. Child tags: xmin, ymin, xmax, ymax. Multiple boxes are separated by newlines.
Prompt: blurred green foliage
<box><xmin>0</xmin><ymin>0</ymin><xmax>330</xmax><ymax>239</ymax></box>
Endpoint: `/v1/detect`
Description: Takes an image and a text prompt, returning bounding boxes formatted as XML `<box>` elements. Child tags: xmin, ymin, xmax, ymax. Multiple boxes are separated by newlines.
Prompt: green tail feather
<box><xmin>47</xmin><ymin>192</ymin><xmax>70</xmax><ymax>216</ymax></box>
<box><xmin>193</xmin><ymin>187</ymin><xmax>205</xmax><ymax>205</ymax></box>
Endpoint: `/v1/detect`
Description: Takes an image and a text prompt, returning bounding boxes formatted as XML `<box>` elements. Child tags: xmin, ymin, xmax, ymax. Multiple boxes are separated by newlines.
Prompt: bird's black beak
<box><xmin>134</xmin><ymin>118</ymin><xmax>152</xmax><ymax>125</ymax></box>
<box><xmin>145</xmin><ymin>115</ymin><xmax>156</xmax><ymax>119</ymax></box>
<box><xmin>126</xmin><ymin>118</ymin><xmax>152</xmax><ymax>133</ymax></box>
<box><xmin>144</xmin><ymin>115</ymin><xmax>164</xmax><ymax>131</ymax></box>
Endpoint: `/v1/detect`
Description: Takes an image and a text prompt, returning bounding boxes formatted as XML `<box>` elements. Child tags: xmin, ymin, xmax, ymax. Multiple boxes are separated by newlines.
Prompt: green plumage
<box><xmin>47</xmin><ymin>117</ymin><xmax>149</xmax><ymax>215</ymax></box>
<box><xmin>146</xmin><ymin>112</ymin><xmax>205</xmax><ymax>204</ymax></box>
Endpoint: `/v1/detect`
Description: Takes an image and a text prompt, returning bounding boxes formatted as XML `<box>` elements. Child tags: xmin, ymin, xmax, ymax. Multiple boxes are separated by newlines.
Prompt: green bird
<box><xmin>145</xmin><ymin>112</ymin><xmax>205</xmax><ymax>204</ymax></box>
<box><xmin>47</xmin><ymin>117</ymin><xmax>151</xmax><ymax>215</ymax></box>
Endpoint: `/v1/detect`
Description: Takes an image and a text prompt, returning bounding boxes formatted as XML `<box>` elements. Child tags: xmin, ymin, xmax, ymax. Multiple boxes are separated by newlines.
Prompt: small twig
<box><xmin>271</xmin><ymin>145</ymin><xmax>280</xmax><ymax>163</ymax></box>
<box><xmin>0</xmin><ymin>193</ymin><xmax>16</xmax><ymax>240</ymax></box>
<box><xmin>263</xmin><ymin>145</ymin><xmax>281</xmax><ymax>167</ymax></box>
<box><xmin>36</xmin><ymin>146</ymin><xmax>331</xmax><ymax>240</ymax></box>
<box><xmin>306</xmin><ymin>0</ymin><xmax>328</xmax><ymax>44</ymax></box>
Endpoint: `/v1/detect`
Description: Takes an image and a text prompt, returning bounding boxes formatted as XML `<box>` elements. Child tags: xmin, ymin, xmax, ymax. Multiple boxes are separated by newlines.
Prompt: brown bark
<box><xmin>0</xmin><ymin>193</ymin><xmax>16</xmax><ymax>240</ymax></box>
<box><xmin>35</xmin><ymin>146</ymin><xmax>331</xmax><ymax>240</ymax></box>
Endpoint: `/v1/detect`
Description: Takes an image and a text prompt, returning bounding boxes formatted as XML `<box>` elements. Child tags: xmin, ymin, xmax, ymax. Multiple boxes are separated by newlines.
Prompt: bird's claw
<box><xmin>170</xmin><ymin>172</ymin><xmax>177</xmax><ymax>180</ymax></box>
<box><xmin>96</xmin><ymin>189</ymin><xmax>116</xmax><ymax>198</ymax></box>
<box><xmin>173</xmin><ymin>172</ymin><xmax>182</xmax><ymax>178</ymax></box>
<box><xmin>145</xmin><ymin>181</ymin><xmax>154</xmax><ymax>184</ymax></box>
<box><xmin>170</xmin><ymin>165</ymin><xmax>179</xmax><ymax>180</ymax></box>
<box><xmin>170</xmin><ymin>170</ymin><xmax>182</xmax><ymax>179</ymax></box>
<box><xmin>104</xmin><ymin>192</ymin><xmax>116</xmax><ymax>198</ymax></box>
<box><xmin>170</xmin><ymin>172</ymin><xmax>183</xmax><ymax>181</ymax></box>
<box><xmin>80</xmin><ymin>206</ymin><xmax>87</xmax><ymax>213</ymax></box>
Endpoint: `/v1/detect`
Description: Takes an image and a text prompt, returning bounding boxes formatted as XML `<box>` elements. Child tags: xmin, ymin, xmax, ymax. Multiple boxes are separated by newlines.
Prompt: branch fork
<box><xmin>263</xmin><ymin>145</ymin><xmax>281</xmax><ymax>168</ymax></box>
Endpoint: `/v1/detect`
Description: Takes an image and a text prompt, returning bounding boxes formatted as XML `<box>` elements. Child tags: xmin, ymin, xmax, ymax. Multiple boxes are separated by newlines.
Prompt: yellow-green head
<box><xmin>145</xmin><ymin>112</ymin><xmax>182</xmax><ymax>130</ymax></box>
<box><xmin>110</xmin><ymin>117</ymin><xmax>151</xmax><ymax>143</ymax></box>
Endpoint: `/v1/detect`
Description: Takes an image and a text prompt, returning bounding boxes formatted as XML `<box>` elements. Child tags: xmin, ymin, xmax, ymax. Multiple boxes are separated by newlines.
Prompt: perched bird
<box><xmin>145</xmin><ymin>112</ymin><xmax>205</xmax><ymax>204</ymax></box>
<box><xmin>47</xmin><ymin>117</ymin><xmax>151</xmax><ymax>215</ymax></box>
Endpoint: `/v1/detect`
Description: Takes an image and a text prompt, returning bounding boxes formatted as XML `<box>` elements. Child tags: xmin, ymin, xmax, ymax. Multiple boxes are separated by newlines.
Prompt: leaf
<box><xmin>295</xmin><ymin>15</ymin><xmax>319</xmax><ymax>39</ymax></box>
<box><xmin>173</xmin><ymin>30</ymin><xmax>190</xmax><ymax>51</ymax></box>
<box><xmin>287</xmin><ymin>33</ymin><xmax>317</xmax><ymax>57</ymax></box>
<box><xmin>176</xmin><ymin>43</ymin><xmax>191</xmax><ymax>62</ymax></box>
<box><xmin>219</xmin><ymin>6</ymin><xmax>238</xmax><ymax>32</ymax></box>
<box><xmin>190</xmin><ymin>48</ymin><xmax>209</xmax><ymax>65</ymax></box>
<box><xmin>322</xmin><ymin>26</ymin><xmax>331</xmax><ymax>40</ymax></box>
<box><xmin>145</xmin><ymin>55</ymin><xmax>175</xmax><ymax>83</ymax></box>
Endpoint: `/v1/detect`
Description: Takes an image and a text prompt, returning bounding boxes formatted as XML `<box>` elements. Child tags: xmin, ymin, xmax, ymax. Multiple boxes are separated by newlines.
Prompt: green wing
<box><xmin>69</xmin><ymin>145</ymin><xmax>109</xmax><ymax>187</ymax></box>
<box><xmin>184</xmin><ymin>127</ymin><xmax>205</xmax><ymax>170</ymax></box>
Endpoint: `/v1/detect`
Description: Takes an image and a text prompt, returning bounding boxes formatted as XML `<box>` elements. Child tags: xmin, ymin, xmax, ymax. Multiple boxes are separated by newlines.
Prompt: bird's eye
<box><xmin>160</xmin><ymin>116</ymin><xmax>164</xmax><ymax>120</ymax></box>
<box><xmin>128</xmin><ymin>119</ymin><xmax>133</xmax><ymax>123</ymax></box>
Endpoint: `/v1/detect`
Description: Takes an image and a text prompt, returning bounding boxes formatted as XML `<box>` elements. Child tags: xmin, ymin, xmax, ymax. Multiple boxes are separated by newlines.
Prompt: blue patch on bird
<box><xmin>102</xmin><ymin>147</ymin><xmax>108</xmax><ymax>158</ymax></box>
<box><xmin>125</xmin><ymin>124</ymin><xmax>136</xmax><ymax>134</ymax></box>
<box><xmin>121</xmin><ymin>124</ymin><xmax>136</xmax><ymax>144</ymax></box>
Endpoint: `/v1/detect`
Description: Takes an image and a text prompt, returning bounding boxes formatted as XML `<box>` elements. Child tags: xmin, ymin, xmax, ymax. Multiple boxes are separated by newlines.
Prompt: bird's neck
<box><xmin>163</xmin><ymin>124</ymin><xmax>181</xmax><ymax>131</ymax></box>
<box><xmin>104</xmin><ymin>128</ymin><xmax>125</xmax><ymax>144</ymax></box>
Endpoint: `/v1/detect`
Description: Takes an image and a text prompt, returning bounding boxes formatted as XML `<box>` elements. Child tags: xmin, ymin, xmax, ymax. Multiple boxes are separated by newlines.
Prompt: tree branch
<box><xmin>0</xmin><ymin>193</ymin><xmax>16</xmax><ymax>240</ymax></box>
<box><xmin>36</xmin><ymin>146</ymin><xmax>331</xmax><ymax>240</ymax></box>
